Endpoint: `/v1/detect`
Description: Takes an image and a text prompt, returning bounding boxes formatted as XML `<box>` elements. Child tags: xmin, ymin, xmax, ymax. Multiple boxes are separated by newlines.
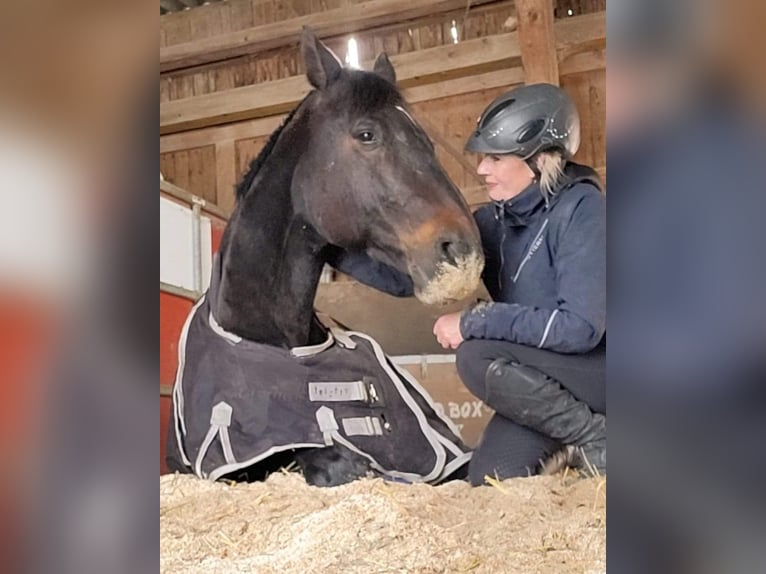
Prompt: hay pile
<box><xmin>160</xmin><ymin>472</ymin><xmax>605</xmax><ymax>574</ymax></box>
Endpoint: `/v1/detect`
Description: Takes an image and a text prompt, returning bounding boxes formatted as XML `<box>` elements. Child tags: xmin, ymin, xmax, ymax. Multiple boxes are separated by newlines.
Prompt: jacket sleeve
<box><xmin>460</xmin><ymin>191</ymin><xmax>606</xmax><ymax>353</ymax></box>
<box><xmin>326</xmin><ymin>247</ymin><xmax>414</xmax><ymax>297</ymax></box>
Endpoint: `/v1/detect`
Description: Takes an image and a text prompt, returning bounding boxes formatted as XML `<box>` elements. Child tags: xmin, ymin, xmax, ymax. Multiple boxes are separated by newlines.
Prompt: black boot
<box><xmin>485</xmin><ymin>359</ymin><xmax>606</xmax><ymax>475</ymax></box>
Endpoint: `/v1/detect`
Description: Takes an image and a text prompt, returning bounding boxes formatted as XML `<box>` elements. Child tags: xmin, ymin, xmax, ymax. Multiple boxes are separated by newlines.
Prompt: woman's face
<box><xmin>477</xmin><ymin>154</ymin><xmax>535</xmax><ymax>201</ymax></box>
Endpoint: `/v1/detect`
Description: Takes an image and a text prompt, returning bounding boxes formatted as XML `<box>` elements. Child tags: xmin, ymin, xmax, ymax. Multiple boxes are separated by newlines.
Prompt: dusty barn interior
<box><xmin>160</xmin><ymin>0</ymin><xmax>606</xmax><ymax>571</ymax></box>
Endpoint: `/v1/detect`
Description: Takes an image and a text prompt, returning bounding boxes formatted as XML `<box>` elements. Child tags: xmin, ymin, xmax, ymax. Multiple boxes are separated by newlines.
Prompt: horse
<box><xmin>167</xmin><ymin>29</ymin><xmax>484</xmax><ymax>486</ymax></box>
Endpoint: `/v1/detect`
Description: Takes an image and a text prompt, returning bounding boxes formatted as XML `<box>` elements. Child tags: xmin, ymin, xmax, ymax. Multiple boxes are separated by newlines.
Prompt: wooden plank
<box><xmin>161</xmin><ymin>33</ymin><xmax>521</xmax><ymax>134</ymax></box>
<box><xmin>160</xmin><ymin>180</ymin><xmax>229</xmax><ymax>220</ymax></box>
<box><xmin>159</xmin><ymin>45</ymin><xmax>603</xmax><ymax>153</ymax></box>
<box><xmin>162</xmin><ymin>115</ymin><xmax>284</xmax><ymax>153</ymax></box>
<box><xmin>559</xmin><ymin>47</ymin><xmax>604</xmax><ymax>77</ymax></box>
<box><xmin>458</xmin><ymin>185</ymin><xmax>491</xmax><ymax>206</ymax></box>
<box><xmin>159</xmin><ymin>69</ymin><xmax>520</xmax><ymax>152</ymax></box>
<box><xmin>406</xmin><ymin>67</ymin><xmax>523</xmax><ymax>106</ymax></box>
<box><xmin>160</xmin><ymin>0</ymin><xmax>497</xmax><ymax>72</ymax></box>
<box><xmin>416</xmin><ymin>114</ymin><xmax>484</xmax><ymax>186</ymax></box>
<box><xmin>595</xmin><ymin>165</ymin><xmax>605</xmax><ymax>185</ymax></box>
<box><xmin>215</xmin><ymin>140</ymin><xmax>238</xmax><ymax>214</ymax></box>
<box><xmin>555</xmin><ymin>7</ymin><xmax>605</xmax><ymax>61</ymax></box>
<box><xmin>160</xmin><ymin>12</ymin><xmax>603</xmax><ymax>135</ymax></box>
<box><xmin>516</xmin><ymin>0</ymin><xmax>559</xmax><ymax>85</ymax></box>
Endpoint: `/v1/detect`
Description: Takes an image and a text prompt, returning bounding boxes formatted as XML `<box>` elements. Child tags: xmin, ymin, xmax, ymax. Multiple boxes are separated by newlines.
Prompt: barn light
<box><xmin>345</xmin><ymin>38</ymin><xmax>360</xmax><ymax>69</ymax></box>
<box><xmin>567</xmin><ymin>8</ymin><xmax>574</xmax><ymax>16</ymax></box>
<box><xmin>450</xmin><ymin>20</ymin><xmax>459</xmax><ymax>44</ymax></box>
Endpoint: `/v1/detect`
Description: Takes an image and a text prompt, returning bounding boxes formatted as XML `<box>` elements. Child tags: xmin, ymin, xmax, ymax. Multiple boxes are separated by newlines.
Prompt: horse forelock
<box><xmin>345</xmin><ymin>70</ymin><xmax>401</xmax><ymax>113</ymax></box>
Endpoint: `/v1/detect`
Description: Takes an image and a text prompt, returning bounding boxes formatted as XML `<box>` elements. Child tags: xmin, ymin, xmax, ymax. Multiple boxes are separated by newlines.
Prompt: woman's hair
<box><xmin>533</xmin><ymin>150</ymin><xmax>566</xmax><ymax>204</ymax></box>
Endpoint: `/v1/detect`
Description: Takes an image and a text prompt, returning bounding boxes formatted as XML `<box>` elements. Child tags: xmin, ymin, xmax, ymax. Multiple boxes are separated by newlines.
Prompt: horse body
<box><xmin>188</xmin><ymin>30</ymin><xmax>483</xmax><ymax>485</ymax></box>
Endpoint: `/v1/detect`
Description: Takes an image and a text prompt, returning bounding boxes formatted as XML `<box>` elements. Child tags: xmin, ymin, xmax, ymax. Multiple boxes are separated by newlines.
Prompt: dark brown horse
<box><xmin>171</xmin><ymin>30</ymin><xmax>483</xmax><ymax>485</ymax></box>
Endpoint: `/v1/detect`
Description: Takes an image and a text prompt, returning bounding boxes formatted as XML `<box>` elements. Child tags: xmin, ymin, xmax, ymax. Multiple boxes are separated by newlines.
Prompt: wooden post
<box><xmin>516</xmin><ymin>0</ymin><xmax>560</xmax><ymax>86</ymax></box>
<box><xmin>215</xmin><ymin>140</ymin><xmax>237</xmax><ymax>216</ymax></box>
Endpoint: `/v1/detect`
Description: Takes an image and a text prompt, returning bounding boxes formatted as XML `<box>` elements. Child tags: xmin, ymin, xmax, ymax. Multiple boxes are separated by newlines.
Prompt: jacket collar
<box><xmin>492</xmin><ymin>181</ymin><xmax>546</xmax><ymax>226</ymax></box>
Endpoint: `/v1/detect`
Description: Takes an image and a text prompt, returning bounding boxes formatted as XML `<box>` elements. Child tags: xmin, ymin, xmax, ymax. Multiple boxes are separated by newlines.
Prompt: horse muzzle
<box><xmin>406</xmin><ymin>233</ymin><xmax>484</xmax><ymax>305</ymax></box>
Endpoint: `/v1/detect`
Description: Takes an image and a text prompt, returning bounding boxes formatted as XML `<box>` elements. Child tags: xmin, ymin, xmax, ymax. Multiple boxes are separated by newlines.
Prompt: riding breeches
<box><xmin>456</xmin><ymin>338</ymin><xmax>606</xmax><ymax>484</ymax></box>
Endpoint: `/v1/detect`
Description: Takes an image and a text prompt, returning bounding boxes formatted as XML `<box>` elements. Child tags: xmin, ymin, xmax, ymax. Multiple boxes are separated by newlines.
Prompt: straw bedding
<box><xmin>161</xmin><ymin>471</ymin><xmax>605</xmax><ymax>573</ymax></box>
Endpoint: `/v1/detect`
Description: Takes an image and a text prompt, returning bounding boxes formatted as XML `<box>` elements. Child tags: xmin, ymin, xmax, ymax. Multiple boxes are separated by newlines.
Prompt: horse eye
<box><xmin>355</xmin><ymin>131</ymin><xmax>376</xmax><ymax>144</ymax></box>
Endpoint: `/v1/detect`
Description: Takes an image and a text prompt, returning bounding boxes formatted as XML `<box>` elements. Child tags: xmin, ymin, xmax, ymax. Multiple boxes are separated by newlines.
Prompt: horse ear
<box><xmin>301</xmin><ymin>27</ymin><xmax>342</xmax><ymax>89</ymax></box>
<box><xmin>373</xmin><ymin>53</ymin><xmax>396</xmax><ymax>85</ymax></box>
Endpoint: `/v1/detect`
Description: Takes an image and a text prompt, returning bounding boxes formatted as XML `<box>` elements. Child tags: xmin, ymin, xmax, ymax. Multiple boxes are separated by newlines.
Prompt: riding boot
<box><xmin>484</xmin><ymin>359</ymin><xmax>606</xmax><ymax>475</ymax></box>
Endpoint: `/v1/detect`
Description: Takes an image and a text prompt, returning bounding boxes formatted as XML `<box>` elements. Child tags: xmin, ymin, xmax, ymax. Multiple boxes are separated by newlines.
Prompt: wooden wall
<box><xmin>160</xmin><ymin>1</ymin><xmax>516</xmax><ymax>102</ymax></box>
<box><xmin>159</xmin><ymin>0</ymin><xmax>605</xmax><ymax>212</ymax></box>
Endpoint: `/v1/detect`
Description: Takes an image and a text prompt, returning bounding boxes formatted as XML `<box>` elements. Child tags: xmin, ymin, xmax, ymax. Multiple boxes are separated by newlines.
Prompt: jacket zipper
<box><xmin>496</xmin><ymin>205</ymin><xmax>507</xmax><ymax>292</ymax></box>
<box><xmin>512</xmin><ymin>218</ymin><xmax>549</xmax><ymax>283</ymax></box>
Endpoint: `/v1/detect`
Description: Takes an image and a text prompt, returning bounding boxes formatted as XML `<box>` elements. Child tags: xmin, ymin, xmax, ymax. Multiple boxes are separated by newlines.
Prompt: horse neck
<box><xmin>213</xmin><ymin>114</ymin><xmax>327</xmax><ymax>348</ymax></box>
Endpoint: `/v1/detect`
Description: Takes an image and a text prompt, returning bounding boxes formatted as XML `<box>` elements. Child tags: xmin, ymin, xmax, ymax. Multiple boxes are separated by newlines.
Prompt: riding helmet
<box><xmin>464</xmin><ymin>83</ymin><xmax>580</xmax><ymax>159</ymax></box>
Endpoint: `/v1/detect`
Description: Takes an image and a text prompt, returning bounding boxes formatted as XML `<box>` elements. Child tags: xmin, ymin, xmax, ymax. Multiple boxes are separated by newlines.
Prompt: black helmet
<box><xmin>465</xmin><ymin>83</ymin><xmax>580</xmax><ymax>159</ymax></box>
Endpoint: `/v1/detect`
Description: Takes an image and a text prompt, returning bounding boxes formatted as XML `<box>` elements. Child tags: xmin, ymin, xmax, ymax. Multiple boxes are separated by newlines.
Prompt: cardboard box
<box><xmin>391</xmin><ymin>354</ymin><xmax>492</xmax><ymax>448</ymax></box>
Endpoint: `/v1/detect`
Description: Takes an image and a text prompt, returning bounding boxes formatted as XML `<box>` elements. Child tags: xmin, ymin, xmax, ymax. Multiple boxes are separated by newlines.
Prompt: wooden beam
<box><xmin>416</xmin><ymin>114</ymin><xmax>484</xmax><ymax>186</ymax></box>
<box><xmin>160</xmin><ymin>0</ymin><xmax>497</xmax><ymax>73</ymax></box>
<box><xmin>160</xmin><ymin>12</ymin><xmax>604</xmax><ymax>135</ymax></box>
<box><xmin>160</xmin><ymin>69</ymin><xmax>523</xmax><ymax>153</ymax></box>
<box><xmin>459</xmin><ymin>185</ymin><xmax>492</xmax><ymax>207</ymax></box>
<box><xmin>516</xmin><ymin>0</ymin><xmax>560</xmax><ymax>85</ymax></box>
<box><xmin>161</xmin><ymin>32</ymin><xmax>522</xmax><ymax>134</ymax></box>
<box><xmin>555</xmin><ymin>9</ymin><xmax>606</xmax><ymax>61</ymax></box>
<box><xmin>215</xmin><ymin>140</ymin><xmax>237</xmax><ymax>214</ymax></box>
<box><xmin>159</xmin><ymin>46</ymin><xmax>602</xmax><ymax>154</ymax></box>
<box><xmin>160</xmin><ymin>179</ymin><xmax>228</xmax><ymax>220</ymax></box>
<box><xmin>161</xmin><ymin>115</ymin><xmax>283</xmax><ymax>154</ymax></box>
<box><xmin>559</xmin><ymin>48</ymin><xmax>604</xmax><ymax>77</ymax></box>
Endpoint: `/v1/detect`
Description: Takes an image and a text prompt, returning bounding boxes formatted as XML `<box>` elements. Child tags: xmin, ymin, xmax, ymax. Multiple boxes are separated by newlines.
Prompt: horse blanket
<box><xmin>167</xmin><ymin>269</ymin><xmax>471</xmax><ymax>483</ymax></box>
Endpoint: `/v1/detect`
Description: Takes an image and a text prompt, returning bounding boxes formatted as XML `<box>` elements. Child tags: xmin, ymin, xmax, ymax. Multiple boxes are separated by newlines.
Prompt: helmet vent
<box><xmin>481</xmin><ymin>98</ymin><xmax>514</xmax><ymax>127</ymax></box>
<box><xmin>517</xmin><ymin>118</ymin><xmax>546</xmax><ymax>144</ymax></box>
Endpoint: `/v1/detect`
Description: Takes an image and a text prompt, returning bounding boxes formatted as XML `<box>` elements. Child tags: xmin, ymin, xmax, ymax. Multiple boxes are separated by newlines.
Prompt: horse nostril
<box><xmin>439</xmin><ymin>239</ymin><xmax>470</xmax><ymax>265</ymax></box>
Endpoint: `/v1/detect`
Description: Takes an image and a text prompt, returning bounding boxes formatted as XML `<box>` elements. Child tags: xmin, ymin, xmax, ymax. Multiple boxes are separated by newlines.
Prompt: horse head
<box><xmin>292</xmin><ymin>29</ymin><xmax>484</xmax><ymax>304</ymax></box>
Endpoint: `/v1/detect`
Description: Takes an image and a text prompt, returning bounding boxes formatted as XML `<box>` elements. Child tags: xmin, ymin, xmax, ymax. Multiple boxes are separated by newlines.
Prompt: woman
<box><xmin>330</xmin><ymin>83</ymin><xmax>605</xmax><ymax>484</ymax></box>
<box><xmin>436</xmin><ymin>83</ymin><xmax>606</xmax><ymax>483</ymax></box>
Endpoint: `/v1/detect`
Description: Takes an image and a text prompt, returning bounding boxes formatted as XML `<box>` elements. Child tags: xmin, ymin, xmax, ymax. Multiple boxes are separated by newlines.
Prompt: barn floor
<box><xmin>160</xmin><ymin>471</ymin><xmax>605</xmax><ymax>573</ymax></box>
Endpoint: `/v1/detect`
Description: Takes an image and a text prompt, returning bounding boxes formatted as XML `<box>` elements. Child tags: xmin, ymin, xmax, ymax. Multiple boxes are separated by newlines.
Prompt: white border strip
<box><xmin>208</xmin><ymin>442</ymin><xmax>326</xmax><ymax>482</ymax></box>
<box><xmin>349</xmin><ymin>332</ymin><xmax>470</xmax><ymax>482</ymax></box>
<box><xmin>172</xmin><ymin>294</ymin><xmax>207</xmax><ymax>467</ymax></box>
<box><xmin>208</xmin><ymin>310</ymin><xmax>242</xmax><ymax>344</ymax></box>
<box><xmin>291</xmin><ymin>331</ymin><xmax>334</xmax><ymax>357</ymax></box>
<box><xmin>538</xmin><ymin>309</ymin><xmax>559</xmax><ymax>348</ymax></box>
<box><xmin>385</xmin><ymin>358</ymin><xmax>465</xmax><ymax>442</ymax></box>
<box><xmin>390</xmin><ymin>354</ymin><xmax>456</xmax><ymax>365</ymax></box>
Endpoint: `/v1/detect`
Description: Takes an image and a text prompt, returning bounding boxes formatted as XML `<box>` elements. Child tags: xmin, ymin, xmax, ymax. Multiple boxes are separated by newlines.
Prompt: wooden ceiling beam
<box><xmin>160</xmin><ymin>46</ymin><xmax>602</xmax><ymax>153</ymax></box>
<box><xmin>160</xmin><ymin>0</ymin><xmax>498</xmax><ymax>73</ymax></box>
<box><xmin>160</xmin><ymin>11</ymin><xmax>604</xmax><ymax>135</ymax></box>
<box><xmin>161</xmin><ymin>32</ymin><xmax>522</xmax><ymax>134</ymax></box>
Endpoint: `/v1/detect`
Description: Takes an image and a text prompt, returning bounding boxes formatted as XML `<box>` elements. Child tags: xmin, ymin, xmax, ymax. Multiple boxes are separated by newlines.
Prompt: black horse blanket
<box><xmin>167</xmin><ymin>282</ymin><xmax>471</xmax><ymax>483</ymax></box>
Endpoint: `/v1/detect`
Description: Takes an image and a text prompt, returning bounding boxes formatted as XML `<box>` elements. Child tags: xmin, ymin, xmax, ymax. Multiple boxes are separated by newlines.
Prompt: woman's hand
<box><xmin>433</xmin><ymin>312</ymin><xmax>464</xmax><ymax>350</ymax></box>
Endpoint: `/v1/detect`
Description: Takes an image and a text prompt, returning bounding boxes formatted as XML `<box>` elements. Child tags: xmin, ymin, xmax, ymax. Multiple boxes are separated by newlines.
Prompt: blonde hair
<box><xmin>534</xmin><ymin>150</ymin><xmax>565</xmax><ymax>205</ymax></box>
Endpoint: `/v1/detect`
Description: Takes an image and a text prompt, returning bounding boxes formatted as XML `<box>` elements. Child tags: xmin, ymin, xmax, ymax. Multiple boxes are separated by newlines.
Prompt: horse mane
<box><xmin>235</xmin><ymin>102</ymin><xmax>304</xmax><ymax>201</ymax></box>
